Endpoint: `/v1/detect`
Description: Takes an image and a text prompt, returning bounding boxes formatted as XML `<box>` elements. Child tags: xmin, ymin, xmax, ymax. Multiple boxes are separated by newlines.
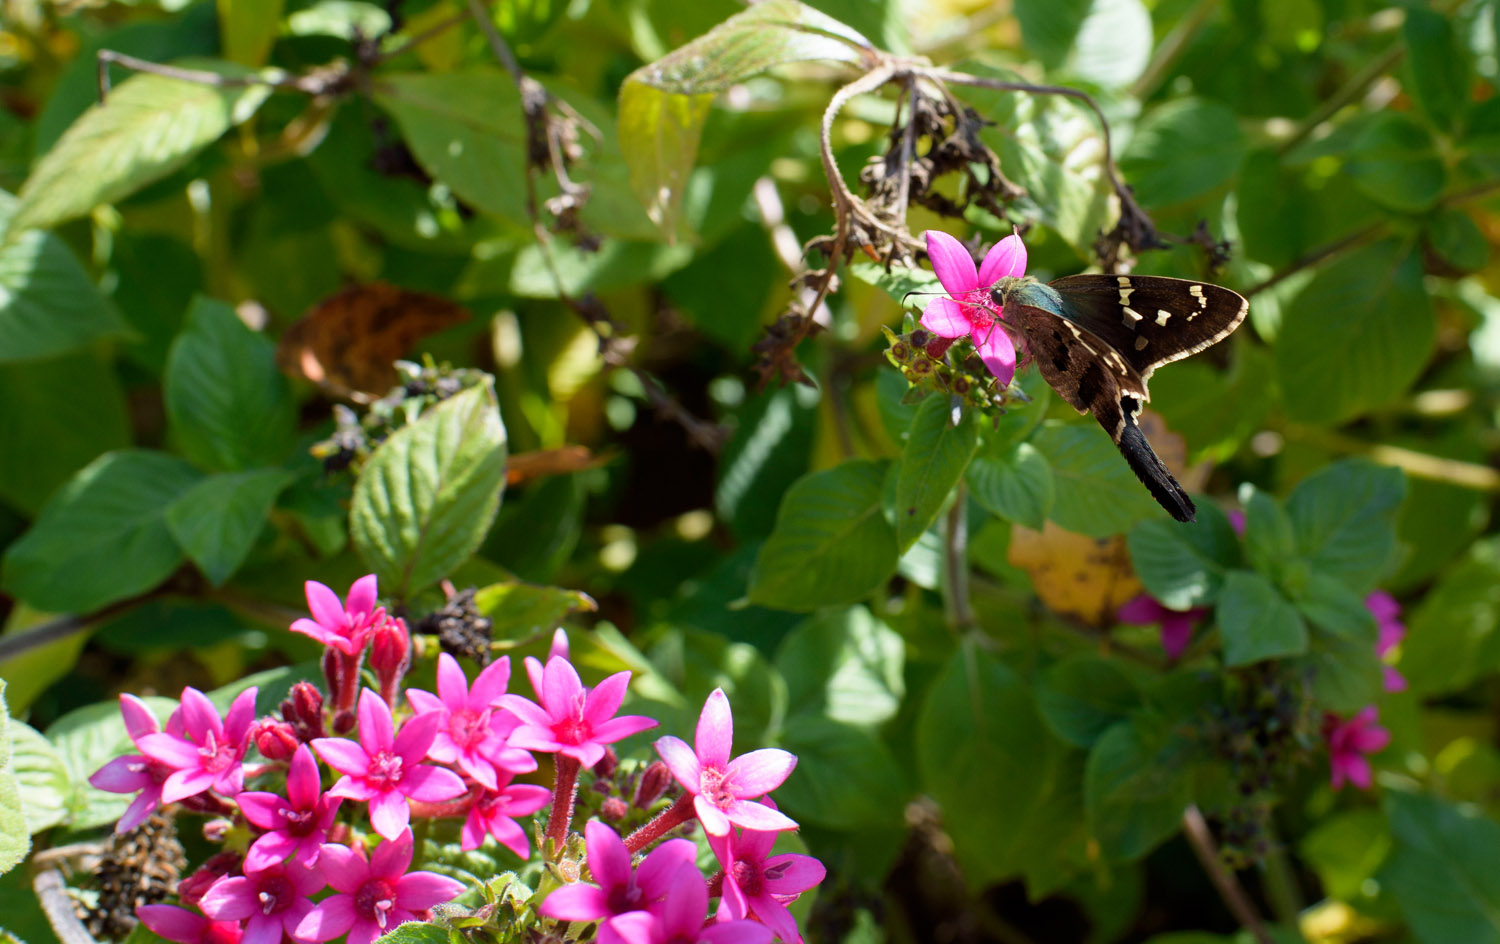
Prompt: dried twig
<box><xmin>1182</xmin><ymin>805</ymin><xmax>1276</xmax><ymax>944</ymax></box>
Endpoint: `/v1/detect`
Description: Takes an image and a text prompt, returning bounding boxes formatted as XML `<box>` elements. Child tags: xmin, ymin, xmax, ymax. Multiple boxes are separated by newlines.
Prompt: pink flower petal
<box><xmin>658</xmin><ymin>867</ymin><xmax>709</xmax><ymax>938</ymax></box>
<box><xmin>117</xmin><ymin>790</ymin><xmax>161</xmax><ymax>833</ymax></box>
<box><xmin>199</xmin><ymin>877</ymin><xmax>257</xmax><ymax>921</ymax></box>
<box><xmin>583</xmin><ymin>671</ymin><xmax>632</xmax><ymax>727</ymax></box>
<box><xmin>401</xmin><ymin>764</ymin><xmax>467</xmax><ymax>802</ymax></box>
<box><xmin>295</xmin><ymin>896</ymin><xmax>357</xmax><ymax>942</ymax></box>
<box><xmin>368</xmin><ymin>790</ymin><xmax>411</xmax><ymax>839</ymax></box>
<box><xmin>395</xmin><ymin>872</ymin><xmax>465</xmax><ymax>911</ymax></box>
<box><xmin>312</xmin><ymin>738</ymin><xmax>371</xmax><ymax>777</ymax></box>
<box><xmin>241</xmin><ymin>914</ymin><xmax>282</xmax><ymax>944</ymax></box>
<box><xmin>724</xmin><ymin>799</ymin><xmax>799</xmax><ymax>833</ymax></box>
<box><xmin>1160</xmin><ymin>613</ymin><xmax>1194</xmax><ymax>660</ymax></box>
<box><xmin>745</xmin><ymin>891</ymin><xmax>800</xmax><ymax>943</ymax></box>
<box><xmin>236</xmin><ymin>792</ymin><xmax>286</xmax><ymax>829</ymax></box>
<box><xmin>138</xmin><ymin>905</ymin><xmax>208</xmax><ymax>944</ymax></box>
<box><xmin>695</xmin><ymin>795</ymin><xmax>732</xmax><ymax>836</ymax></box>
<box><xmin>178</xmin><ymin>687</ymin><xmax>222</xmax><ymax>742</ymax></box>
<box><xmin>497</xmin><ymin>783</ymin><xmax>551</xmax><ymax>814</ymax></box>
<box><xmin>497</xmin><ymin>694</ymin><xmax>551</xmax><ymax>728</ymax></box>
<box><xmin>701</xmin><ymin>922</ymin><xmax>774</xmax><ymax>944</ymax></box>
<box><xmin>392</xmin><ymin>710</ymin><xmax>443</xmax><ymax>765</ymax></box>
<box><xmin>654</xmin><ymin>736</ymin><xmax>702</xmax><ymax>791</ymax></box>
<box><xmin>318</xmin><ymin>844</ymin><xmax>369</xmax><ymax>894</ymax></box>
<box><xmin>718</xmin><ymin>869</ymin><xmax>749</xmax><ymax>921</ymax></box>
<box><xmin>695</xmin><ymin>690</ymin><xmax>734</xmax><ymax>771</ymax></box>
<box><xmin>636</xmin><ymin>838</ymin><xmax>697</xmax><ymax>900</ymax></box>
<box><xmin>977</xmin><ymin>232</ymin><xmax>1027</xmax><ymax>286</ymax></box>
<box><xmin>562</xmin><ymin>741</ymin><xmax>606</xmax><ymax>769</ymax></box>
<box><xmin>540</xmin><ymin>884</ymin><xmax>610</xmax><ymax>922</ymax></box>
<box><xmin>286</xmin><ymin>745</ymin><xmax>321</xmax><ymax>810</ymax></box>
<box><xmin>487</xmin><ymin>815</ymin><xmax>531</xmax><ymax>858</ymax></box>
<box><xmin>541</xmin><ymin>657</ymin><xmax>584</xmax><ymax>718</ymax></box>
<box><xmin>89</xmin><ymin>756</ymin><xmax>151</xmax><ymax>793</ymax></box>
<box><xmin>289</xmin><ymin>618</ymin><xmax>335</xmax><ymax>646</ymax></box>
<box><xmin>120</xmin><ymin>695</ymin><xmax>161</xmax><ymax>743</ymax></box>
<box><xmin>593</xmin><ymin>715</ymin><xmax>658</xmax><ymax>744</ymax></box>
<box><xmin>764</xmin><ymin>853</ymin><xmax>826</xmax><ymax>894</ymax></box>
<box><xmin>506</xmin><ymin>727</ymin><xmax>565</xmax><ymax>754</ymax></box>
<box><xmin>924</xmin><ymin>230</ymin><xmax>979</xmax><ymax>294</ymax></box>
<box><xmin>1343</xmin><ymin>755</ymin><xmax>1373</xmax><ymax>790</ymax></box>
<box><xmin>370</xmin><ymin>829</ymin><xmax>414</xmax><ymax>878</ymax></box>
<box><xmin>1383</xmin><ymin>665</ymin><xmax>1408</xmax><ymax>692</ymax></box>
<box><xmin>524</xmin><ymin>657</ymin><xmax>546</xmax><ymax>701</ymax></box>
<box><xmin>162</xmin><ymin>768</ymin><xmax>217</xmax><ymax>804</ymax></box>
<box><xmin>357</xmin><ymin>689</ymin><xmax>394</xmax><ymax>752</ymax></box>
<box><xmin>406</xmin><ymin>689</ymin><xmax>444</xmax><ymax>716</ymax></box>
<box><xmin>345</xmin><ymin>575</ymin><xmax>378</xmax><ymax>620</ymax></box>
<box><xmin>919</xmin><ymin>297</ymin><xmax>971</xmax><ymax>339</ymax></box>
<box><xmin>304</xmin><ymin>581</ymin><xmax>346</xmax><ymax>632</ymax></box>
<box><xmin>244</xmin><ymin>831</ymin><xmax>297</xmax><ymax>873</ymax></box>
<box><xmin>138</xmin><ymin>733</ymin><xmax>199</xmax><ymax>767</ymax></box>
<box><xmin>973</xmin><ymin>322</ymin><xmax>1017</xmax><ymax>387</ymax></box>
<box><xmin>585</xmin><ymin>820</ymin><xmax>632</xmax><ymax>891</ymax></box>
<box><xmin>461</xmin><ymin>810</ymin><xmax>486</xmax><ymax>852</ymax></box>
<box><xmin>435</xmin><ymin>654</ymin><xmax>468</xmax><ymax>713</ymax></box>
<box><xmin>224</xmin><ymin>688</ymin><xmax>258</xmax><ymax>744</ymax></box>
<box><xmin>1350</xmin><ymin>726</ymin><xmax>1391</xmax><ymax>755</ymax></box>
<box><xmin>723</xmin><ymin>749</ymin><xmax>796</xmax><ymax>796</ymax></box>
<box><xmin>470</xmin><ymin>657</ymin><xmax>512</xmax><ymax>707</ymax></box>
<box><xmin>344</xmin><ymin>918</ymin><xmax>381</xmax><ymax>944</ymax></box>
<box><xmin>601</xmin><ymin>913</ymin><xmax>656</xmax><ymax>944</ymax></box>
<box><xmin>1117</xmin><ymin>595</ymin><xmax>1167</xmax><ymax>626</ymax></box>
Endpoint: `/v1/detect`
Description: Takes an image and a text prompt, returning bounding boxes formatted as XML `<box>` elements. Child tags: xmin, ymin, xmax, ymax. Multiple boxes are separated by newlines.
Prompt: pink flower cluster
<box><xmin>90</xmin><ymin>575</ymin><xmax>826</xmax><ymax>944</ymax></box>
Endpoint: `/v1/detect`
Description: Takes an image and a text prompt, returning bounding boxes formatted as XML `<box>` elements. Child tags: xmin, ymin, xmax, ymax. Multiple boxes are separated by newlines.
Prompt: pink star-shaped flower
<box><xmin>136</xmin><ymin>904</ymin><xmax>243</xmax><ymax>944</ymax></box>
<box><xmin>709</xmin><ymin>809</ymin><xmax>826</xmax><ymax>944</ymax></box>
<box><xmin>1116</xmin><ymin>595</ymin><xmax>1208</xmax><ymax>661</ymax></box>
<box><xmin>198</xmin><ymin>858</ymin><xmax>324</xmax><ymax>944</ymax></box>
<box><xmin>460</xmin><ymin>776</ymin><xmax>552</xmax><ymax>858</ymax></box>
<box><xmin>291</xmin><ymin>575</ymin><xmax>386</xmax><ymax>656</ymax></box>
<box><xmin>89</xmin><ymin>695</ymin><xmax>183</xmax><ymax>832</ymax></box>
<box><xmin>238</xmin><ymin>744</ymin><xmax>343</xmax><ymax>871</ymax></box>
<box><xmin>654</xmin><ymin>688</ymin><xmax>797</xmax><ymax>837</ymax></box>
<box><xmin>294</xmin><ymin>831</ymin><xmax>466</xmax><ymax>944</ymax></box>
<box><xmin>406</xmin><ymin>653</ymin><xmax>535</xmax><ymax>789</ymax></box>
<box><xmin>919</xmin><ymin>229</ymin><xmax>1027</xmax><ymax>386</ymax></box>
<box><xmin>499</xmin><ymin>656</ymin><xmax>657</xmax><ymax>769</ymax></box>
<box><xmin>1324</xmin><ymin>706</ymin><xmax>1391</xmax><ymax>791</ymax></box>
<box><xmin>540</xmin><ymin>820</ymin><xmax>697</xmax><ymax>922</ymax></box>
<box><xmin>312</xmin><ymin>688</ymin><xmax>466</xmax><ymax>839</ymax></box>
<box><xmin>137</xmin><ymin>687</ymin><xmax>257</xmax><ymax>803</ymax></box>
<box><xmin>600</xmin><ymin>866</ymin><xmax>772</xmax><ymax>944</ymax></box>
<box><xmin>1367</xmin><ymin>591</ymin><xmax>1407</xmax><ymax>693</ymax></box>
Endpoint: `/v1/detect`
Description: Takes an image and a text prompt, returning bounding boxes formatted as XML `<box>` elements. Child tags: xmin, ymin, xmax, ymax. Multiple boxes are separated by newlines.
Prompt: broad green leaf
<box><xmin>0</xmin><ymin>683</ymin><xmax>28</xmax><ymax>875</ymax></box>
<box><xmin>1085</xmin><ymin>716</ymin><xmax>1193</xmax><ymax>861</ymax></box>
<box><xmin>45</xmin><ymin>696</ymin><xmax>178</xmax><ymax>830</ymax></box>
<box><xmin>1012</xmin><ymin>0</ymin><xmax>1092</xmax><ymax>68</ymax></box>
<box><xmin>12</xmin><ymin>61</ymin><xmax>271</xmax><ymax>233</ymax></box>
<box><xmin>967</xmin><ymin>442</ymin><xmax>1055</xmax><ymax>530</ymax></box>
<box><xmin>1235</xmin><ymin>148</ymin><xmax>1314</xmax><ymax>269</ymax></box>
<box><xmin>747</xmin><ymin>459</ymin><xmax>899</xmax><ymax>611</ymax></box>
<box><xmin>715</xmin><ymin>386</ymin><xmax>819</xmax><ymax>540</ymax></box>
<box><xmin>1276</xmin><ymin>241</ymin><xmax>1435</xmax><ymax>425</ymax></box>
<box><xmin>848</xmin><ymin>261</ymin><xmax>942</xmax><ymax>303</ymax></box>
<box><xmin>1127</xmin><ymin>502</ymin><xmax>1240</xmax><ymax>609</ymax></box>
<box><xmin>165</xmin><ymin>468</ymin><xmax>295</xmax><ymax>586</ymax></box>
<box><xmin>1401</xmin><ymin>537</ymin><xmax>1500</xmax><ymax>696</ymax></box>
<box><xmin>1299</xmin><ymin>808</ymin><xmax>1391</xmax><ymax>902</ymax></box>
<box><xmin>1303</xmin><ymin>631</ymin><xmax>1382</xmax><ymax>713</ymax></box>
<box><xmin>895</xmin><ymin>396</ymin><xmax>979</xmax><ymax>551</ymax></box>
<box><xmin>775</xmin><ymin>717</ymin><xmax>905</xmax><ymax>830</ymax></box>
<box><xmin>372</xmin><ymin>921</ymin><xmax>450</xmax><ymax>944</ymax></box>
<box><xmin>618</xmin><ymin>0</ymin><xmax>870</xmax><ymax>232</ymax></box>
<box><xmin>776</xmin><ymin>606</ymin><xmax>904</xmax><ymax>729</ymax></box>
<box><xmin>1295</xmin><ymin>574</ymin><xmax>1377</xmax><ymax>642</ymax></box>
<box><xmin>1284</xmin><ymin>459</ymin><xmax>1406</xmax><ymax>591</ymax></box>
<box><xmin>642</xmin><ymin>627</ymin><xmax>787</xmax><ymax>750</ymax></box>
<box><xmin>1427</xmin><ymin>208</ymin><xmax>1489</xmax><ymax>272</ymax></box>
<box><xmin>0</xmin><ymin>192</ymin><xmax>131</xmax><ymax>362</ymax></box>
<box><xmin>1239</xmin><ymin>483</ymin><xmax>1295</xmax><ymax>579</ymax></box>
<box><xmin>1146</xmin><ymin>348</ymin><xmax>1273</xmax><ymax>464</ymax></box>
<box><xmin>6</xmin><ymin>722</ymin><xmax>68</xmax><ymax>834</ymax></box>
<box><xmin>1</xmin><ymin>450</ymin><xmax>201</xmax><ymax>613</ymax></box>
<box><xmin>481</xmin><ymin>473</ymin><xmax>584</xmax><ymax>584</ymax></box>
<box><xmin>1036</xmin><ymin>654</ymin><xmax>1143</xmax><ymax>748</ymax></box>
<box><xmin>1032</xmin><ymin>423</ymin><xmax>1163</xmax><ymax>537</ymax></box>
<box><xmin>0</xmin><ymin>351</ymin><xmax>130</xmax><ymax>515</ymax></box>
<box><xmin>1218</xmin><ymin>569</ymin><xmax>1307</xmax><ymax>666</ymax></box>
<box><xmin>164</xmin><ymin>296</ymin><xmax>296</xmax><ymax>472</ymax></box>
<box><xmin>218</xmin><ymin>0</ymin><xmax>285</xmax><ymax>65</ymax></box>
<box><xmin>1119</xmin><ymin>98</ymin><xmax>1245</xmax><ymax>207</ymax></box>
<box><xmin>1345</xmin><ymin>113</ymin><xmax>1446</xmax><ymax>213</ymax></box>
<box><xmin>1403</xmin><ymin>7</ymin><xmax>1472</xmax><ymax>132</ymax></box>
<box><xmin>1382</xmin><ymin>791</ymin><xmax>1500</xmax><ymax>944</ymax></box>
<box><xmin>352</xmin><ymin>381</ymin><xmax>508</xmax><ymax>600</ymax></box>
<box><xmin>208</xmin><ymin>662</ymin><xmax>320</xmax><ymax>718</ymax></box>
<box><xmin>473</xmin><ymin>581</ymin><xmax>597</xmax><ymax>643</ymax></box>
<box><xmin>0</xmin><ymin>604</ymin><xmax>92</xmax><ymax>714</ymax></box>
<box><xmin>1068</xmin><ymin>0</ymin><xmax>1153</xmax><ymax>89</ymax></box>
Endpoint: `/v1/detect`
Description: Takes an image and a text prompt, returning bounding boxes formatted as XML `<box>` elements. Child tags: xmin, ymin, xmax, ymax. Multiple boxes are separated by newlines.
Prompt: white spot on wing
<box><xmin>1122</xmin><ymin>307</ymin><xmax>1143</xmax><ymax>327</ymax></box>
<box><xmin>1134</xmin><ymin>336</ymin><xmax>1149</xmax><ymax>351</ymax></box>
<box><xmin>1156</xmin><ymin>310</ymin><xmax>1171</xmax><ymax>326</ymax></box>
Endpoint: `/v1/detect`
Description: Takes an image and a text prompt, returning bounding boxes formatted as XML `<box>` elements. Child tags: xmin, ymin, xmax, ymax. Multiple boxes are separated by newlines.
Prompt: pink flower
<box><xmin>291</xmin><ymin>575</ymin><xmax>386</xmax><ymax>656</ymax></box>
<box><xmin>460</xmin><ymin>777</ymin><xmax>552</xmax><ymax>857</ymax></box>
<box><xmin>654</xmin><ymin>689</ymin><xmax>797</xmax><ymax>837</ymax></box>
<box><xmin>136</xmin><ymin>905</ymin><xmax>243</xmax><ymax>944</ymax></box>
<box><xmin>312</xmin><ymin>689</ymin><xmax>466</xmax><ymax>840</ymax></box>
<box><xmin>406</xmin><ymin>653</ymin><xmax>536</xmax><ymax>789</ymax></box>
<box><xmin>238</xmin><ymin>745</ymin><xmax>343</xmax><ymax>871</ymax></box>
<box><xmin>198</xmin><ymin>859</ymin><xmax>324</xmax><ymax>944</ymax></box>
<box><xmin>919</xmin><ymin>229</ymin><xmax>1027</xmax><ymax>386</ymax></box>
<box><xmin>499</xmin><ymin>656</ymin><xmax>657</xmax><ymax>769</ymax></box>
<box><xmin>541</xmin><ymin>821</ymin><xmax>697</xmax><ymax>922</ymax></box>
<box><xmin>1324</xmin><ymin>706</ymin><xmax>1391</xmax><ymax>791</ymax></box>
<box><xmin>137</xmin><ymin>687</ymin><xmax>257</xmax><ymax>803</ymax></box>
<box><xmin>709</xmin><ymin>813</ymin><xmax>826</xmax><ymax>944</ymax></box>
<box><xmin>1117</xmin><ymin>595</ymin><xmax>1207</xmax><ymax>661</ymax></box>
<box><xmin>294</xmin><ymin>830</ymin><xmax>466</xmax><ymax>944</ymax></box>
<box><xmin>89</xmin><ymin>695</ymin><xmax>182</xmax><ymax>832</ymax></box>
<box><xmin>600</xmin><ymin>868</ymin><xmax>772</xmax><ymax>944</ymax></box>
<box><xmin>1226</xmin><ymin>508</ymin><xmax>1247</xmax><ymax>536</ymax></box>
<box><xmin>1367</xmin><ymin>591</ymin><xmax>1407</xmax><ymax>692</ymax></box>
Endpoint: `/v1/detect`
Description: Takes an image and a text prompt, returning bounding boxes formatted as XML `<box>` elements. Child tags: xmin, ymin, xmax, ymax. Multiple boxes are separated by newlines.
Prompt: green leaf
<box><xmin>1119</xmin><ymin>98</ymin><xmax>1245</xmax><ymax>207</ymax></box>
<box><xmin>1426</xmin><ymin>208</ymin><xmax>1490</xmax><ymax>272</ymax></box>
<box><xmin>1284</xmin><ymin>459</ymin><xmax>1406</xmax><ymax>591</ymax></box>
<box><xmin>895</xmin><ymin>396</ymin><xmax>978</xmax><ymax>551</ymax></box>
<box><xmin>1012</xmin><ymin>0</ymin><xmax>1092</xmax><ymax>68</ymax></box>
<box><xmin>1276</xmin><ymin>241</ymin><xmax>1435</xmax><ymax>425</ymax></box>
<box><xmin>618</xmin><ymin>0</ymin><xmax>869</xmax><ymax>232</ymax></box>
<box><xmin>1401</xmin><ymin>537</ymin><xmax>1500</xmax><ymax>696</ymax></box>
<box><xmin>45</xmin><ymin>696</ymin><xmax>178</xmax><ymax>830</ymax></box>
<box><xmin>1127</xmin><ymin>502</ymin><xmax>1240</xmax><ymax>609</ymax></box>
<box><xmin>1303</xmin><ymin>631</ymin><xmax>1382</xmax><ymax>713</ymax></box>
<box><xmin>1345</xmin><ymin>112</ymin><xmax>1446</xmax><ymax>213</ymax></box>
<box><xmin>775</xmin><ymin>606</ymin><xmax>904</xmax><ymax>729</ymax></box>
<box><xmin>0</xmin><ymin>604</ymin><xmax>91</xmax><ymax>716</ymax></box>
<box><xmin>164</xmin><ymin>296</ymin><xmax>296</xmax><ymax>472</ymax></box>
<box><xmin>1085</xmin><ymin>716</ymin><xmax>1193</xmax><ymax>861</ymax></box>
<box><xmin>165</xmin><ymin>468</ymin><xmax>295</xmax><ymax>586</ymax></box>
<box><xmin>352</xmin><ymin>381</ymin><xmax>508</xmax><ymax>600</ymax></box>
<box><xmin>747</xmin><ymin>459</ymin><xmax>899</xmax><ymax>611</ymax></box>
<box><xmin>1403</xmin><ymin>7</ymin><xmax>1472</xmax><ymax>132</ymax></box>
<box><xmin>715</xmin><ymin>386</ymin><xmax>819</xmax><ymax>540</ymax></box>
<box><xmin>0</xmin><ymin>192</ymin><xmax>131</xmax><ymax>362</ymax></box>
<box><xmin>775</xmin><ymin>717</ymin><xmax>905</xmax><ymax>830</ymax></box>
<box><xmin>1067</xmin><ymin>0</ymin><xmax>1153</xmax><ymax>89</ymax></box>
<box><xmin>1036</xmin><ymin>654</ymin><xmax>1143</xmax><ymax>748</ymax></box>
<box><xmin>6</xmin><ymin>721</ymin><xmax>68</xmax><ymax>834</ymax></box>
<box><xmin>372</xmin><ymin>922</ymin><xmax>451</xmax><ymax>944</ymax></box>
<box><xmin>472</xmin><ymin>581</ymin><xmax>596</xmax><ymax>643</ymax></box>
<box><xmin>1382</xmin><ymin>791</ymin><xmax>1500</xmax><ymax>944</ymax></box>
<box><xmin>1032</xmin><ymin>423</ymin><xmax>1163</xmax><ymax>537</ymax></box>
<box><xmin>0</xmin><ymin>683</ymin><xmax>28</xmax><ymax>875</ymax></box>
<box><xmin>1239</xmin><ymin>483</ymin><xmax>1295</xmax><ymax>578</ymax></box>
<box><xmin>218</xmin><ymin>0</ymin><xmax>285</xmax><ymax>66</ymax></box>
<box><xmin>1</xmin><ymin>450</ymin><xmax>201</xmax><ymax>613</ymax></box>
<box><xmin>967</xmin><ymin>442</ymin><xmax>1055</xmax><ymax>530</ymax></box>
<box><xmin>642</xmin><ymin>627</ymin><xmax>787</xmax><ymax>750</ymax></box>
<box><xmin>1299</xmin><ymin>808</ymin><xmax>1391</xmax><ymax>902</ymax></box>
<box><xmin>1218</xmin><ymin>570</ymin><xmax>1307</xmax><ymax>666</ymax></box>
<box><xmin>11</xmin><ymin>61</ymin><xmax>271</xmax><ymax>233</ymax></box>
<box><xmin>1295</xmin><ymin>574</ymin><xmax>1377</xmax><ymax>642</ymax></box>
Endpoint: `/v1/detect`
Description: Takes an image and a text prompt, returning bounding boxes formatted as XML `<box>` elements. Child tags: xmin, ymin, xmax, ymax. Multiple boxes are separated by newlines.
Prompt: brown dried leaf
<box><xmin>505</xmin><ymin>446</ymin><xmax>610</xmax><ymax>485</ymax></box>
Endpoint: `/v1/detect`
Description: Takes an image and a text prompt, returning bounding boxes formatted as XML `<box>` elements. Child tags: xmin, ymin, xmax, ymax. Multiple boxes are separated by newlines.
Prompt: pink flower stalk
<box><xmin>1367</xmin><ymin>591</ymin><xmax>1407</xmax><ymax>692</ymax></box>
<box><xmin>198</xmin><ymin>859</ymin><xmax>324</xmax><ymax>944</ymax></box>
<box><xmin>461</xmin><ymin>777</ymin><xmax>552</xmax><ymax>857</ymax></box>
<box><xmin>136</xmin><ymin>905</ymin><xmax>243</xmax><ymax>944</ymax></box>
<box><xmin>500</xmin><ymin>656</ymin><xmax>657</xmax><ymax>769</ymax></box>
<box><xmin>600</xmin><ymin>867</ymin><xmax>772</xmax><ymax>944</ymax></box>
<box><xmin>89</xmin><ymin>695</ymin><xmax>182</xmax><ymax>832</ymax></box>
<box><xmin>919</xmin><ymin>229</ymin><xmax>1027</xmax><ymax>386</ymax></box>
<box><xmin>291</xmin><ymin>575</ymin><xmax>387</xmax><ymax>656</ymax></box>
<box><xmin>654</xmin><ymin>689</ymin><xmax>797</xmax><ymax>837</ymax></box>
<box><xmin>709</xmin><ymin>814</ymin><xmax>826</xmax><ymax>944</ymax></box>
<box><xmin>238</xmin><ymin>745</ymin><xmax>343</xmax><ymax>871</ymax></box>
<box><xmin>406</xmin><ymin>653</ymin><xmax>536</xmax><ymax>789</ymax></box>
<box><xmin>294</xmin><ymin>831</ymin><xmax>466</xmax><ymax>944</ymax></box>
<box><xmin>541</xmin><ymin>821</ymin><xmax>697</xmax><ymax>922</ymax></box>
<box><xmin>137</xmin><ymin>687</ymin><xmax>257</xmax><ymax>803</ymax></box>
<box><xmin>313</xmin><ymin>689</ymin><xmax>466</xmax><ymax>840</ymax></box>
<box><xmin>1116</xmin><ymin>595</ymin><xmax>1207</xmax><ymax>661</ymax></box>
<box><xmin>1324</xmin><ymin>706</ymin><xmax>1391</xmax><ymax>791</ymax></box>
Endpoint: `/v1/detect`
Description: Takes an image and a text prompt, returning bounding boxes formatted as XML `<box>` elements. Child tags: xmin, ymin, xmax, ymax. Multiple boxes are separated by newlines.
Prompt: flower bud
<box><xmin>371</xmin><ymin>617</ymin><xmax>412</xmax><ymax>701</ymax></box>
<box><xmin>592</xmin><ymin>747</ymin><xmax>618</xmax><ymax>780</ymax></box>
<box><xmin>321</xmin><ymin>649</ymin><xmax>344</xmax><ymax>707</ymax></box>
<box><xmin>601</xmin><ymin>797</ymin><xmax>628</xmax><ymax>822</ymax></box>
<box><xmin>251</xmin><ymin>719</ymin><xmax>299</xmax><ymax>761</ymax></box>
<box><xmin>925</xmin><ymin>336</ymin><xmax>955</xmax><ymax>360</ymax></box>
<box><xmin>202</xmin><ymin>818</ymin><xmax>232</xmax><ymax>843</ymax></box>
<box><xmin>178</xmin><ymin>852</ymin><xmax>241</xmax><ymax>906</ymax></box>
<box><xmin>634</xmin><ymin>761</ymin><xmax>672</xmax><ymax>809</ymax></box>
<box><xmin>548</xmin><ymin>628</ymin><xmax>570</xmax><ymax>663</ymax></box>
<box><xmin>284</xmin><ymin>682</ymin><xmax>326</xmax><ymax>740</ymax></box>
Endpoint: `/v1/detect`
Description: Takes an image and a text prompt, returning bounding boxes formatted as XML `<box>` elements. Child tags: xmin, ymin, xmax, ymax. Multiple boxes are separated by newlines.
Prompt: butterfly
<box><xmin>989</xmin><ymin>273</ymin><xmax>1248</xmax><ymax>523</ymax></box>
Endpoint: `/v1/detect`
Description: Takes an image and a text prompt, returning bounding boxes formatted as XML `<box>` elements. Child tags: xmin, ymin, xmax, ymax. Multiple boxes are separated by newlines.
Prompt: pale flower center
<box><xmin>256</xmin><ymin>874</ymin><xmax>294</xmax><ymax>915</ymax></box>
<box><xmin>366</xmin><ymin>751</ymin><xmax>405</xmax><ymax>789</ymax></box>
<box><xmin>449</xmin><ymin>709</ymin><xmax>489</xmax><ymax>749</ymax></box>
<box><xmin>699</xmin><ymin>767</ymin><xmax>733</xmax><ymax>807</ymax></box>
<box><xmin>279</xmin><ymin>805</ymin><xmax>316</xmax><ymax>836</ymax></box>
<box><xmin>197</xmin><ymin>730</ymin><xmax>238</xmax><ymax>774</ymax></box>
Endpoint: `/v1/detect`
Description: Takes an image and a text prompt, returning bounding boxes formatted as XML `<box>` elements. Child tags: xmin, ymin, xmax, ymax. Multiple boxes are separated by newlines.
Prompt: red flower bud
<box><xmin>178</xmin><ymin>852</ymin><xmax>241</xmax><ymax>906</ymax></box>
<box><xmin>251</xmin><ymin>719</ymin><xmax>299</xmax><ymax>761</ymax></box>
<box><xmin>634</xmin><ymin>761</ymin><xmax>672</xmax><ymax>810</ymax></box>
<box><xmin>925</xmin><ymin>336</ymin><xmax>955</xmax><ymax>360</ymax></box>
<box><xmin>202</xmin><ymin>818</ymin><xmax>232</xmax><ymax>843</ymax></box>
<box><xmin>284</xmin><ymin>681</ymin><xmax>326</xmax><ymax>740</ymax></box>
<box><xmin>592</xmin><ymin>746</ymin><xmax>618</xmax><ymax>780</ymax></box>
<box><xmin>371</xmin><ymin>617</ymin><xmax>412</xmax><ymax>705</ymax></box>
<box><xmin>601</xmin><ymin>797</ymin><xmax>629</xmax><ymax>822</ymax></box>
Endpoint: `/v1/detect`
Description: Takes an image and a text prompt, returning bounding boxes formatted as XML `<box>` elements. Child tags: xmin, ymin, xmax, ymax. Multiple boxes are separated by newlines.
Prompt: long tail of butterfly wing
<box><xmin>1117</xmin><ymin>398</ymin><xmax>1196</xmax><ymax>522</ymax></box>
